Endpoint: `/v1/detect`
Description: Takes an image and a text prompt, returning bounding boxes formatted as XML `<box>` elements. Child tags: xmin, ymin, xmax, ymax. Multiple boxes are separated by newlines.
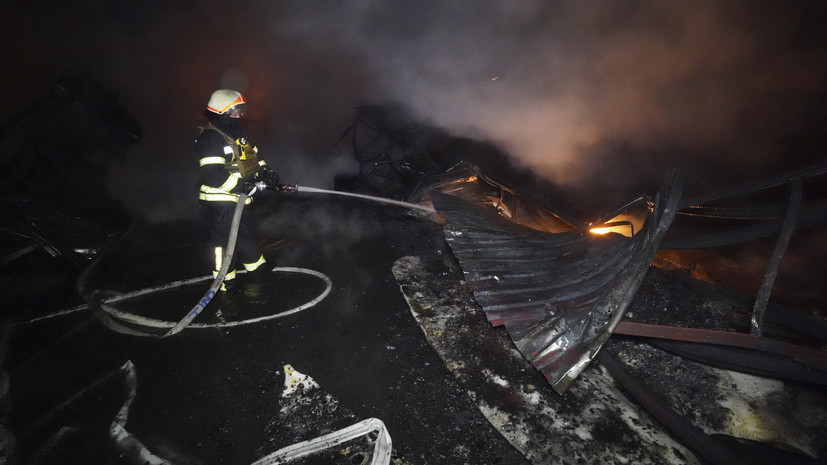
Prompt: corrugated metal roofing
<box><xmin>432</xmin><ymin>170</ymin><xmax>683</xmax><ymax>393</ymax></box>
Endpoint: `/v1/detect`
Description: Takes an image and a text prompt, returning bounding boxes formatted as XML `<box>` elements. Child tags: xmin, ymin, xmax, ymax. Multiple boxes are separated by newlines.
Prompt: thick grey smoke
<box><xmin>273</xmin><ymin>1</ymin><xmax>827</xmax><ymax>198</ymax></box>
<box><xmin>2</xmin><ymin>1</ymin><xmax>826</xmax><ymax>221</ymax></box>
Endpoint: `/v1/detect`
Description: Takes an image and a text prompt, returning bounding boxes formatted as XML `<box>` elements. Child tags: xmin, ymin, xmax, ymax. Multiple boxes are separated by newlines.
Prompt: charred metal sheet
<box><xmin>614</xmin><ymin>322</ymin><xmax>827</xmax><ymax>370</ymax></box>
<box><xmin>614</xmin><ymin>321</ymin><xmax>827</xmax><ymax>385</ymax></box>
<box><xmin>413</xmin><ymin>162</ymin><xmax>576</xmax><ymax>234</ymax></box>
<box><xmin>431</xmin><ymin>171</ymin><xmax>682</xmax><ymax>393</ymax></box>
<box><xmin>678</xmin><ymin>160</ymin><xmax>827</xmax><ymax>209</ymax></box>
<box><xmin>751</xmin><ymin>178</ymin><xmax>802</xmax><ymax>336</ymax></box>
<box><xmin>649</xmin><ymin>339</ymin><xmax>827</xmax><ymax>387</ymax></box>
<box><xmin>664</xmin><ymin>161</ymin><xmax>827</xmax><ymax>250</ymax></box>
<box><xmin>661</xmin><ymin>198</ymin><xmax>827</xmax><ymax>250</ymax></box>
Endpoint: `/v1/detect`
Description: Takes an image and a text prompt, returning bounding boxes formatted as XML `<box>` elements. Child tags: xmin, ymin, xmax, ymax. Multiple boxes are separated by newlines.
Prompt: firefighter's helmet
<box><xmin>206</xmin><ymin>89</ymin><xmax>247</xmax><ymax>118</ymax></box>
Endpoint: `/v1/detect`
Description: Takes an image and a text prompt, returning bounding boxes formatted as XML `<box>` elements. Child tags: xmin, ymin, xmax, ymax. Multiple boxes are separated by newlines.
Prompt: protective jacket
<box><xmin>195</xmin><ymin>116</ymin><xmax>269</xmax><ymax>205</ymax></box>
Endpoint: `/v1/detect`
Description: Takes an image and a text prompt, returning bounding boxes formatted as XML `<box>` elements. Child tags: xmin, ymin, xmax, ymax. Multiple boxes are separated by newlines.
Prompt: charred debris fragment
<box><xmin>0</xmin><ymin>76</ymin><xmax>140</xmax><ymax>305</ymax></box>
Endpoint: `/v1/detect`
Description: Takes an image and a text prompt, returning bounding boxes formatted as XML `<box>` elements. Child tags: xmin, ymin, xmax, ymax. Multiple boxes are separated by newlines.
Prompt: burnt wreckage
<box><xmin>344</xmin><ymin>104</ymin><xmax>827</xmax><ymax>463</ymax></box>
<box><xmin>0</xmin><ymin>76</ymin><xmax>140</xmax><ymax>303</ymax></box>
<box><xmin>4</xmin><ymin>93</ymin><xmax>826</xmax><ymax>463</ymax></box>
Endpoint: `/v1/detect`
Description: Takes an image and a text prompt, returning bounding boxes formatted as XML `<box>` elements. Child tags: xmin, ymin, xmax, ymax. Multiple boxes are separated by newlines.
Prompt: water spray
<box><xmin>293</xmin><ymin>185</ymin><xmax>436</xmax><ymax>214</ymax></box>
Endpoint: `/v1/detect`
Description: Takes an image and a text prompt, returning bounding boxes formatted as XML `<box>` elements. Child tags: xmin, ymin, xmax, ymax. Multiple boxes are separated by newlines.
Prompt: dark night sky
<box><xmin>2</xmin><ymin>1</ymin><xmax>827</xmax><ymax>222</ymax></box>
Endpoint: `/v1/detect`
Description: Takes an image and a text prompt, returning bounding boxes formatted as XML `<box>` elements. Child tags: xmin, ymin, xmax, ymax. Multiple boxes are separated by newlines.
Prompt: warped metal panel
<box><xmin>432</xmin><ymin>170</ymin><xmax>683</xmax><ymax>393</ymax></box>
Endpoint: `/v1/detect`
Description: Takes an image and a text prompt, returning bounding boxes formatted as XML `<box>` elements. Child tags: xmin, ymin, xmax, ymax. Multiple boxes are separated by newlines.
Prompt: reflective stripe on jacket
<box><xmin>197</xmin><ymin>162</ymin><xmax>252</xmax><ymax>204</ymax></box>
<box><xmin>195</xmin><ymin>120</ymin><xmax>256</xmax><ymax>205</ymax></box>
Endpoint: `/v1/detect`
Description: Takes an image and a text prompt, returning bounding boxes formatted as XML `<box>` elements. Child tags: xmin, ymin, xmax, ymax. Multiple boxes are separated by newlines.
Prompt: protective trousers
<box><xmin>201</xmin><ymin>203</ymin><xmax>266</xmax><ymax>289</ymax></box>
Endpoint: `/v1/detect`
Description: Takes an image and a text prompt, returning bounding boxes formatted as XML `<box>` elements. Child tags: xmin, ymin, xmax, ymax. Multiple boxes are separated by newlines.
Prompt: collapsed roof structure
<box><xmin>343</xmin><ymin>104</ymin><xmax>827</xmax><ymax>463</ymax></box>
<box><xmin>431</xmin><ymin>171</ymin><xmax>682</xmax><ymax>394</ymax></box>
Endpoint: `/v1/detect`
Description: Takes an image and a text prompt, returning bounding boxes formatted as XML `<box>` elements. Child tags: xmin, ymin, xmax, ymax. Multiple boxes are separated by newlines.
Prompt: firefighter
<box><xmin>195</xmin><ymin>89</ymin><xmax>281</xmax><ymax>292</ymax></box>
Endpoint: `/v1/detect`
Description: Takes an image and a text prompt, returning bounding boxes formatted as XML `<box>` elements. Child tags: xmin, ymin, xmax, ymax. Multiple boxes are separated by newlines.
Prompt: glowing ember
<box><xmin>588</xmin><ymin>212</ymin><xmax>647</xmax><ymax>238</ymax></box>
<box><xmin>589</xmin><ymin>226</ymin><xmax>614</xmax><ymax>235</ymax></box>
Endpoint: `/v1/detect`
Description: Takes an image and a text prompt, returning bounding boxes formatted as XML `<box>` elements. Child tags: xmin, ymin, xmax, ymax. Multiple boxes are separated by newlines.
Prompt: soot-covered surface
<box><xmin>393</xmin><ymin>253</ymin><xmax>827</xmax><ymax>465</ymax></box>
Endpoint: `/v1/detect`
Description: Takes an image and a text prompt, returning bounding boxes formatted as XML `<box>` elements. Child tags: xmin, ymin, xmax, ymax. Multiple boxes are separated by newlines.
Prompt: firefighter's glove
<box><xmin>242</xmin><ymin>180</ymin><xmax>266</xmax><ymax>197</ymax></box>
<box><xmin>256</xmin><ymin>165</ymin><xmax>281</xmax><ymax>188</ymax></box>
<box><xmin>277</xmin><ymin>183</ymin><xmax>298</xmax><ymax>193</ymax></box>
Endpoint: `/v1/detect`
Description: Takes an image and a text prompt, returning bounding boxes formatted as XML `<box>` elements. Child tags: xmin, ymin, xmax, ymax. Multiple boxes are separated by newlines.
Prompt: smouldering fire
<box><xmin>588</xmin><ymin>212</ymin><xmax>646</xmax><ymax>238</ymax></box>
<box><xmin>589</xmin><ymin>226</ymin><xmax>616</xmax><ymax>235</ymax></box>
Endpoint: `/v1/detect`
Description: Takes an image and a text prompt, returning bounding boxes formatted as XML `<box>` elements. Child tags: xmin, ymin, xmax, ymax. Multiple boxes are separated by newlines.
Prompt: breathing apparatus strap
<box><xmin>201</xmin><ymin>122</ymin><xmax>261</xmax><ymax>177</ymax></box>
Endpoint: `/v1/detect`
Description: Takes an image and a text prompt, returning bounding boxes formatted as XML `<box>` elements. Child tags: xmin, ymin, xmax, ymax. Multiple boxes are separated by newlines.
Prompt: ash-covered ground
<box><xmin>2</xmin><ymin>193</ymin><xmax>531</xmax><ymax>464</ymax></box>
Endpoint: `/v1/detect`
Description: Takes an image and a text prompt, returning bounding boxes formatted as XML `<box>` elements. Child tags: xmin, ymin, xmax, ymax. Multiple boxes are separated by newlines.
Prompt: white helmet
<box><xmin>206</xmin><ymin>89</ymin><xmax>247</xmax><ymax>117</ymax></box>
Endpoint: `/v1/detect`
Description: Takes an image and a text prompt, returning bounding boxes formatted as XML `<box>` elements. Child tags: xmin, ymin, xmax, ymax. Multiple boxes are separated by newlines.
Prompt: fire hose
<box><xmin>163</xmin><ymin>191</ymin><xmax>248</xmax><ymax>337</ymax></box>
<box><xmin>165</xmin><ymin>184</ymin><xmax>432</xmax><ymax>335</ymax></box>
<box><xmin>83</xmin><ymin>191</ymin><xmax>252</xmax><ymax>338</ymax></box>
<box><xmin>79</xmin><ymin>182</ymin><xmax>433</xmax><ymax>337</ymax></box>
<box><xmin>294</xmin><ymin>185</ymin><xmax>436</xmax><ymax>214</ymax></box>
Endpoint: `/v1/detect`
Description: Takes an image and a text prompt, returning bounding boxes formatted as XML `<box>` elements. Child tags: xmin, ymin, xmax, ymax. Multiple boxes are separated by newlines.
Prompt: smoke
<box><xmin>2</xmin><ymin>1</ymin><xmax>827</xmax><ymax>220</ymax></box>
<box><xmin>282</xmin><ymin>1</ymin><xmax>827</xmax><ymax>197</ymax></box>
